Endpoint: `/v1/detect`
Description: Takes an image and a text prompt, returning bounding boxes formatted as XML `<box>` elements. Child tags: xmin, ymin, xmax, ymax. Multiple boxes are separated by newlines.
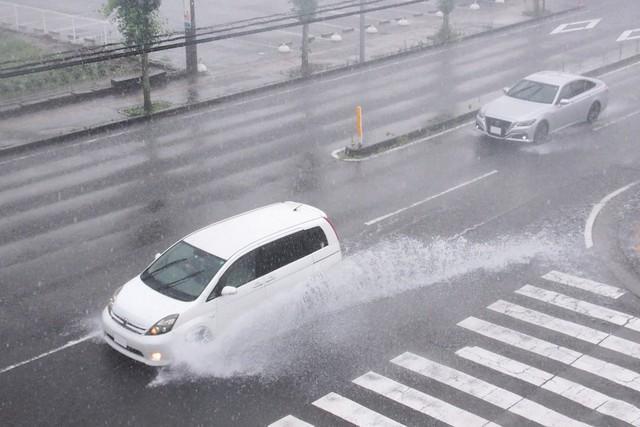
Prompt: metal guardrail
<box><xmin>0</xmin><ymin>0</ymin><xmax>116</xmax><ymax>45</ymax></box>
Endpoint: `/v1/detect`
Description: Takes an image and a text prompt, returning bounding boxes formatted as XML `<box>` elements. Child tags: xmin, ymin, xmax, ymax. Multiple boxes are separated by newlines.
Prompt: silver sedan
<box><xmin>475</xmin><ymin>71</ymin><xmax>608</xmax><ymax>143</ymax></box>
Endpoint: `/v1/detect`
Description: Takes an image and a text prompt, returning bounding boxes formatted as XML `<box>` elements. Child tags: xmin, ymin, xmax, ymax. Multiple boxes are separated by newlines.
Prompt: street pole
<box><xmin>359</xmin><ymin>0</ymin><xmax>365</xmax><ymax>63</ymax></box>
<box><xmin>184</xmin><ymin>0</ymin><xmax>198</xmax><ymax>75</ymax></box>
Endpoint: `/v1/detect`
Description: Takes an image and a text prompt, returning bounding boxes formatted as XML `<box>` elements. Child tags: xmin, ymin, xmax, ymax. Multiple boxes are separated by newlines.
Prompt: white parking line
<box><xmin>456</xmin><ymin>347</ymin><xmax>640</xmax><ymax>426</ymax></box>
<box><xmin>364</xmin><ymin>170</ymin><xmax>498</xmax><ymax>225</ymax></box>
<box><xmin>312</xmin><ymin>392</ymin><xmax>404</xmax><ymax>427</ymax></box>
<box><xmin>353</xmin><ymin>371</ymin><xmax>494</xmax><ymax>427</ymax></box>
<box><xmin>392</xmin><ymin>352</ymin><xmax>591</xmax><ymax>427</ymax></box>
<box><xmin>488</xmin><ymin>300</ymin><xmax>640</xmax><ymax>360</ymax></box>
<box><xmin>269</xmin><ymin>415</ymin><xmax>314</xmax><ymax>427</ymax></box>
<box><xmin>458</xmin><ymin>317</ymin><xmax>640</xmax><ymax>393</ymax></box>
<box><xmin>541</xmin><ymin>271</ymin><xmax>625</xmax><ymax>298</ymax></box>
<box><xmin>516</xmin><ymin>285</ymin><xmax>640</xmax><ymax>332</ymax></box>
<box><xmin>0</xmin><ymin>332</ymin><xmax>99</xmax><ymax>375</ymax></box>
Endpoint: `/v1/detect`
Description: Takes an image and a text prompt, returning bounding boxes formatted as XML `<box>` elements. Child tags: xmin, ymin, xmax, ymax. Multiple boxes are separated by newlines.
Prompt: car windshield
<box><xmin>507</xmin><ymin>79</ymin><xmax>559</xmax><ymax>104</ymax></box>
<box><xmin>140</xmin><ymin>241</ymin><xmax>226</xmax><ymax>302</ymax></box>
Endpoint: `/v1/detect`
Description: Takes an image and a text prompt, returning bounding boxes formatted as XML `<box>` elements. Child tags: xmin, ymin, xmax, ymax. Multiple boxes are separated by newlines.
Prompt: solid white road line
<box><xmin>541</xmin><ymin>271</ymin><xmax>625</xmax><ymax>299</ymax></box>
<box><xmin>364</xmin><ymin>170</ymin><xmax>498</xmax><ymax>226</ymax></box>
<box><xmin>487</xmin><ymin>300</ymin><xmax>608</xmax><ymax>344</ymax></box>
<box><xmin>516</xmin><ymin>285</ymin><xmax>640</xmax><ymax>332</ymax></box>
<box><xmin>312</xmin><ymin>392</ymin><xmax>404</xmax><ymax>427</ymax></box>
<box><xmin>459</xmin><ymin>317</ymin><xmax>640</xmax><ymax>393</ymax></box>
<box><xmin>0</xmin><ymin>332</ymin><xmax>100</xmax><ymax>375</ymax></box>
<box><xmin>269</xmin><ymin>415</ymin><xmax>314</xmax><ymax>427</ymax></box>
<box><xmin>488</xmin><ymin>300</ymin><xmax>640</xmax><ymax>360</ymax></box>
<box><xmin>352</xmin><ymin>371</ymin><xmax>494</xmax><ymax>427</ymax></box>
<box><xmin>392</xmin><ymin>352</ymin><xmax>591</xmax><ymax>427</ymax></box>
<box><xmin>584</xmin><ymin>181</ymin><xmax>640</xmax><ymax>248</ymax></box>
<box><xmin>593</xmin><ymin>109</ymin><xmax>640</xmax><ymax>131</ymax></box>
<box><xmin>457</xmin><ymin>346</ymin><xmax>640</xmax><ymax>426</ymax></box>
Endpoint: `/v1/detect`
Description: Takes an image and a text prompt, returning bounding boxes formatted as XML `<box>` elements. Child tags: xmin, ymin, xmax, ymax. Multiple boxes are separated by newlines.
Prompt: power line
<box><xmin>0</xmin><ymin>0</ymin><xmax>428</xmax><ymax>78</ymax></box>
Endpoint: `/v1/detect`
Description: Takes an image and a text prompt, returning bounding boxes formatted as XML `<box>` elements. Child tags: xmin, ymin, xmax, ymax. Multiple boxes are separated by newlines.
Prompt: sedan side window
<box><xmin>558</xmin><ymin>82</ymin><xmax>576</xmax><ymax>101</ymax></box>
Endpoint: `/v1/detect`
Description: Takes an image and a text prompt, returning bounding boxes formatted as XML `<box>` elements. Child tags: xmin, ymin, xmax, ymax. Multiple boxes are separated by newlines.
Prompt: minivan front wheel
<box><xmin>587</xmin><ymin>102</ymin><xmax>601</xmax><ymax>123</ymax></box>
<box><xmin>533</xmin><ymin>121</ymin><xmax>549</xmax><ymax>144</ymax></box>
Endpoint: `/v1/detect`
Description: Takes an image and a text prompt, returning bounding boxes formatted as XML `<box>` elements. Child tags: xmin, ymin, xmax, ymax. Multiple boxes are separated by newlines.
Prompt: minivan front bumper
<box><xmin>101</xmin><ymin>308</ymin><xmax>173</xmax><ymax>366</ymax></box>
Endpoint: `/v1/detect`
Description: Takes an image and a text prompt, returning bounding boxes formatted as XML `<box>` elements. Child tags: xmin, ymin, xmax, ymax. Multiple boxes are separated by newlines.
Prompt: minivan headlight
<box><xmin>107</xmin><ymin>286</ymin><xmax>123</xmax><ymax>315</ymax></box>
<box><xmin>515</xmin><ymin>119</ymin><xmax>536</xmax><ymax>127</ymax></box>
<box><xmin>147</xmin><ymin>314</ymin><xmax>179</xmax><ymax>336</ymax></box>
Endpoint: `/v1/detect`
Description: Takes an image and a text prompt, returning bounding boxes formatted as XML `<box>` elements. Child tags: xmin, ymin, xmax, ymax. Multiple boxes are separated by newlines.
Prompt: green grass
<box><xmin>121</xmin><ymin>100</ymin><xmax>172</xmax><ymax>117</ymax></box>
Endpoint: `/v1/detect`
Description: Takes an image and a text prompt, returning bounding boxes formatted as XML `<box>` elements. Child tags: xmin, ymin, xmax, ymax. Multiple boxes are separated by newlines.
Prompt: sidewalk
<box><xmin>0</xmin><ymin>0</ymin><xmax>579</xmax><ymax>153</ymax></box>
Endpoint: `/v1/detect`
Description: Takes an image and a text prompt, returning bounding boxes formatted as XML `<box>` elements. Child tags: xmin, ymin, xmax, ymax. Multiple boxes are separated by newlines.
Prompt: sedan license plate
<box><xmin>490</xmin><ymin>125</ymin><xmax>502</xmax><ymax>136</ymax></box>
<box><xmin>114</xmin><ymin>335</ymin><xmax>127</xmax><ymax>348</ymax></box>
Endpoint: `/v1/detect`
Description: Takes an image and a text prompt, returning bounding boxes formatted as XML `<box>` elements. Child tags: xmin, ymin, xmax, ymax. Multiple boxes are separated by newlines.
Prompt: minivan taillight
<box><xmin>324</xmin><ymin>216</ymin><xmax>340</xmax><ymax>240</ymax></box>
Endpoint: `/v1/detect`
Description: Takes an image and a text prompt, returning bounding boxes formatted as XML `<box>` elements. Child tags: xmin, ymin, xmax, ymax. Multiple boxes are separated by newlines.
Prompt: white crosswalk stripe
<box><xmin>268</xmin><ymin>415</ymin><xmax>314</xmax><ymax>427</ymax></box>
<box><xmin>516</xmin><ymin>284</ymin><xmax>640</xmax><ymax>332</ymax></box>
<box><xmin>353</xmin><ymin>371</ymin><xmax>495</xmax><ymax>427</ymax></box>
<box><xmin>392</xmin><ymin>352</ymin><xmax>592</xmax><ymax>427</ymax></box>
<box><xmin>542</xmin><ymin>271</ymin><xmax>625</xmax><ymax>299</ymax></box>
<box><xmin>458</xmin><ymin>317</ymin><xmax>640</xmax><ymax>393</ymax></box>
<box><xmin>312</xmin><ymin>392</ymin><xmax>404</xmax><ymax>427</ymax></box>
<box><xmin>488</xmin><ymin>299</ymin><xmax>640</xmax><ymax>360</ymax></box>
<box><xmin>456</xmin><ymin>346</ymin><xmax>640</xmax><ymax>426</ymax></box>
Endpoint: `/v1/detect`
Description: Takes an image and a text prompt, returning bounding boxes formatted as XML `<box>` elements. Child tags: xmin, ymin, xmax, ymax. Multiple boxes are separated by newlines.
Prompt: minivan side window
<box><xmin>302</xmin><ymin>226</ymin><xmax>328</xmax><ymax>254</ymax></box>
<box><xmin>209</xmin><ymin>250</ymin><xmax>257</xmax><ymax>299</ymax></box>
<box><xmin>256</xmin><ymin>227</ymin><xmax>328</xmax><ymax>277</ymax></box>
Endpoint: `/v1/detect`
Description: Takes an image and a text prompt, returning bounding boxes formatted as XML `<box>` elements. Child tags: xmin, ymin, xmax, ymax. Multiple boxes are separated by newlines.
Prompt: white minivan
<box><xmin>102</xmin><ymin>202</ymin><xmax>342</xmax><ymax>366</ymax></box>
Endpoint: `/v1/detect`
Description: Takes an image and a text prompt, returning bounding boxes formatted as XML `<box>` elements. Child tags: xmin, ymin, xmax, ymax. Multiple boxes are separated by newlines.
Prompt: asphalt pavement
<box><xmin>2</xmin><ymin>0</ymin><xmax>640</xmax><ymax>425</ymax></box>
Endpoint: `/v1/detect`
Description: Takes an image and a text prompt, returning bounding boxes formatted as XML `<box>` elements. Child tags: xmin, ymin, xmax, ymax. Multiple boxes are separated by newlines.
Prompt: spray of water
<box><xmin>149</xmin><ymin>230</ymin><xmax>566</xmax><ymax>386</ymax></box>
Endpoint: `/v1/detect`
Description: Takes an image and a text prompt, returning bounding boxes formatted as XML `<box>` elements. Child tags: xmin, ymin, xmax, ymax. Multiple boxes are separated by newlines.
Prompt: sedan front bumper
<box><xmin>475</xmin><ymin>116</ymin><xmax>536</xmax><ymax>142</ymax></box>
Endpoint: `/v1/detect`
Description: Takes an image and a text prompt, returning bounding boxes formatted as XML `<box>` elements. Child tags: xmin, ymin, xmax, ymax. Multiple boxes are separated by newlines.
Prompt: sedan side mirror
<box><xmin>220</xmin><ymin>286</ymin><xmax>238</xmax><ymax>296</ymax></box>
<box><xmin>558</xmin><ymin>98</ymin><xmax>570</xmax><ymax>106</ymax></box>
<box><xmin>502</xmin><ymin>87</ymin><xmax>509</xmax><ymax>94</ymax></box>
<box><xmin>154</xmin><ymin>253</ymin><xmax>161</xmax><ymax>260</ymax></box>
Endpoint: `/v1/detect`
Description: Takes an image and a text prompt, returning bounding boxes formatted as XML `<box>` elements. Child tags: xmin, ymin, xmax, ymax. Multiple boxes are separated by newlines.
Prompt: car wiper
<box><xmin>144</xmin><ymin>257</ymin><xmax>189</xmax><ymax>277</ymax></box>
<box><xmin>160</xmin><ymin>270</ymin><xmax>205</xmax><ymax>290</ymax></box>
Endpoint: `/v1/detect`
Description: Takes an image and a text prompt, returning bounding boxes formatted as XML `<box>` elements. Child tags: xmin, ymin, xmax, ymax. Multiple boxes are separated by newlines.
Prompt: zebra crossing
<box><xmin>270</xmin><ymin>271</ymin><xmax>640</xmax><ymax>426</ymax></box>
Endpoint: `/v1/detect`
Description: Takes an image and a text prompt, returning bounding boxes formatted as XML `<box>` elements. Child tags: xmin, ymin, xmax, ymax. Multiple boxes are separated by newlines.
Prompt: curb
<box><xmin>340</xmin><ymin>52</ymin><xmax>640</xmax><ymax>159</ymax></box>
<box><xmin>0</xmin><ymin>5</ymin><xmax>582</xmax><ymax>158</ymax></box>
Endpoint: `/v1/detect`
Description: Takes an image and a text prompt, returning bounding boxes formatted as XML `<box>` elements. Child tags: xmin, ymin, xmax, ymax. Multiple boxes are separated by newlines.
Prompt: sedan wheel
<box><xmin>533</xmin><ymin>121</ymin><xmax>549</xmax><ymax>144</ymax></box>
<box><xmin>587</xmin><ymin>102</ymin><xmax>601</xmax><ymax>123</ymax></box>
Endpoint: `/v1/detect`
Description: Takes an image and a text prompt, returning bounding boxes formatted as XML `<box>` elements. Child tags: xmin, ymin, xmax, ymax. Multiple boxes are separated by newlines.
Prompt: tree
<box><xmin>104</xmin><ymin>0</ymin><xmax>163</xmax><ymax>115</ymax></box>
<box><xmin>290</xmin><ymin>0</ymin><xmax>318</xmax><ymax>77</ymax></box>
<box><xmin>437</xmin><ymin>0</ymin><xmax>455</xmax><ymax>42</ymax></box>
<box><xmin>533</xmin><ymin>0</ymin><xmax>546</xmax><ymax>16</ymax></box>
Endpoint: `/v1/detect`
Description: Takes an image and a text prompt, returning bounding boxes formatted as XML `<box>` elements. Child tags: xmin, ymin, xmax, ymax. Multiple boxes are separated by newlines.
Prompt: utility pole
<box><xmin>184</xmin><ymin>0</ymin><xmax>197</xmax><ymax>75</ymax></box>
<box><xmin>359</xmin><ymin>0</ymin><xmax>365</xmax><ymax>62</ymax></box>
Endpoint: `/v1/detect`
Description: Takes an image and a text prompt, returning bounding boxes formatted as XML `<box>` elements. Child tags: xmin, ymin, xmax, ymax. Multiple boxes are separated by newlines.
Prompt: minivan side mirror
<box><xmin>154</xmin><ymin>253</ymin><xmax>161</xmax><ymax>260</ymax></box>
<box><xmin>220</xmin><ymin>286</ymin><xmax>238</xmax><ymax>296</ymax></box>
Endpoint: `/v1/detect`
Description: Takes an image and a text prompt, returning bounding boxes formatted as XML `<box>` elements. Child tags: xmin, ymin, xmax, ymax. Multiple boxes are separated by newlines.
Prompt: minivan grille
<box><xmin>110</xmin><ymin>310</ymin><xmax>146</xmax><ymax>335</ymax></box>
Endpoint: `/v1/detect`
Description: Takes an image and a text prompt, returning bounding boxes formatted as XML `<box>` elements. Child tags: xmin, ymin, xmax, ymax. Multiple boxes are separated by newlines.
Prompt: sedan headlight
<box><xmin>147</xmin><ymin>314</ymin><xmax>179</xmax><ymax>336</ymax></box>
<box><xmin>514</xmin><ymin>119</ymin><xmax>536</xmax><ymax>127</ymax></box>
<box><xmin>107</xmin><ymin>286</ymin><xmax>123</xmax><ymax>315</ymax></box>
<box><xmin>476</xmin><ymin>110</ymin><xmax>485</xmax><ymax>120</ymax></box>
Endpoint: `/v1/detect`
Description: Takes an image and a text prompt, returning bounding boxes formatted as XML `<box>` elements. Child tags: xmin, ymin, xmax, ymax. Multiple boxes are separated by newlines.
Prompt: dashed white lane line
<box><xmin>458</xmin><ymin>317</ymin><xmax>640</xmax><ymax>393</ymax></box>
<box><xmin>516</xmin><ymin>285</ymin><xmax>640</xmax><ymax>332</ymax></box>
<box><xmin>312</xmin><ymin>392</ymin><xmax>404</xmax><ymax>427</ymax></box>
<box><xmin>268</xmin><ymin>415</ymin><xmax>314</xmax><ymax>427</ymax></box>
<box><xmin>584</xmin><ymin>180</ymin><xmax>640</xmax><ymax>248</ymax></box>
<box><xmin>392</xmin><ymin>352</ymin><xmax>591</xmax><ymax>427</ymax></box>
<box><xmin>0</xmin><ymin>332</ymin><xmax>100</xmax><ymax>375</ymax></box>
<box><xmin>353</xmin><ymin>371</ymin><xmax>495</xmax><ymax>427</ymax></box>
<box><xmin>542</xmin><ymin>270</ymin><xmax>625</xmax><ymax>298</ymax></box>
<box><xmin>456</xmin><ymin>346</ymin><xmax>640</xmax><ymax>426</ymax></box>
<box><xmin>364</xmin><ymin>170</ymin><xmax>498</xmax><ymax>225</ymax></box>
<box><xmin>488</xmin><ymin>299</ymin><xmax>640</xmax><ymax>360</ymax></box>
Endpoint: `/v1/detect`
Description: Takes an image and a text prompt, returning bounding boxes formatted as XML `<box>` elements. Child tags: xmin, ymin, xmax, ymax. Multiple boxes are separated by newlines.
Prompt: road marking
<box><xmin>459</xmin><ymin>317</ymin><xmax>640</xmax><ymax>393</ymax></box>
<box><xmin>516</xmin><ymin>285</ymin><xmax>640</xmax><ymax>332</ymax></box>
<box><xmin>617</xmin><ymin>29</ymin><xmax>640</xmax><ymax>42</ymax></box>
<box><xmin>599</xmin><ymin>59</ymin><xmax>640</xmax><ymax>77</ymax></box>
<box><xmin>364</xmin><ymin>170</ymin><xmax>498</xmax><ymax>225</ymax></box>
<box><xmin>456</xmin><ymin>346</ymin><xmax>640</xmax><ymax>426</ymax></box>
<box><xmin>0</xmin><ymin>332</ymin><xmax>99</xmax><ymax>375</ymax></box>
<box><xmin>312</xmin><ymin>392</ymin><xmax>404</xmax><ymax>427</ymax></box>
<box><xmin>487</xmin><ymin>299</ymin><xmax>609</xmax><ymax>344</ymax></box>
<box><xmin>488</xmin><ymin>299</ymin><xmax>640</xmax><ymax>360</ymax></box>
<box><xmin>352</xmin><ymin>371</ymin><xmax>494</xmax><ymax>427</ymax></box>
<box><xmin>593</xmin><ymin>109</ymin><xmax>640</xmax><ymax>131</ymax></box>
<box><xmin>542</xmin><ymin>270</ymin><xmax>625</xmax><ymax>298</ymax></box>
<box><xmin>550</xmin><ymin>19</ymin><xmax>601</xmax><ymax>35</ymax></box>
<box><xmin>584</xmin><ymin>180</ymin><xmax>640</xmax><ymax>248</ymax></box>
<box><xmin>269</xmin><ymin>415</ymin><xmax>314</xmax><ymax>427</ymax></box>
<box><xmin>392</xmin><ymin>352</ymin><xmax>591</xmax><ymax>427</ymax></box>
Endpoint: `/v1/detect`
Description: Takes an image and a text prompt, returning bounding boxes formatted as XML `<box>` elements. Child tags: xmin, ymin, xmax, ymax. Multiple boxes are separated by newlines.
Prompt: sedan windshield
<box><xmin>140</xmin><ymin>241</ymin><xmax>225</xmax><ymax>302</ymax></box>
<box><xmin>507</xmin><ymin>79</ymin><xmax>559</xmax><ymax>104</ymax></box>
